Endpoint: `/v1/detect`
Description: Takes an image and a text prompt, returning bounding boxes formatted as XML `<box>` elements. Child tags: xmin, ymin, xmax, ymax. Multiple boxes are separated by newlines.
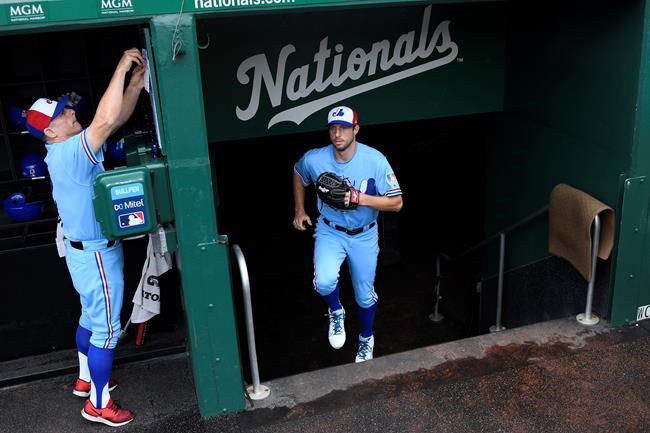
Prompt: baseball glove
<box><xmin>316</xmin><ymin>172</ymin><xmax>359</xmax><ymax>210</ymax></box>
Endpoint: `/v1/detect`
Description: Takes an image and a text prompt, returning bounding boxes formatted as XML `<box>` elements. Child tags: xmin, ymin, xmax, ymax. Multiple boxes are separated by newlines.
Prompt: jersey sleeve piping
<box><xmin>385</xmin><ymin>187</ymin><xmax>402</xmax><ymax>197</ymax></box>
<box><xmin>81</xmin><ymin>129</ymin><xmax>100</xmax><ymax>165</ymax></box>
<box><xmin>294</xmin><ymin>164</ymin><xmax>310</xmax><ymax>186</ymax></box>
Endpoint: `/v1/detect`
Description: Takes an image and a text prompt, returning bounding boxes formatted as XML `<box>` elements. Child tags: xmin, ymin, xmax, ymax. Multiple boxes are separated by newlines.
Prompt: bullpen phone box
<box><xmin>93</xmin><ymin>167</ymin><xmax>156</xmax><ymax>239</ymax></box>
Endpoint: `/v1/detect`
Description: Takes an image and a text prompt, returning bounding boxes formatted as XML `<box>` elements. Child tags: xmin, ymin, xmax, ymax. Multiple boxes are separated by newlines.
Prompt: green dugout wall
<box><xmin>3</xmin><ymin>0</ymin><xmax>650</xmax><ymax>419</ymax></box>
<box><xmin>485</xmin><ymin>0</ymin><xmax>647</xmax><ymax>326</ymax></box>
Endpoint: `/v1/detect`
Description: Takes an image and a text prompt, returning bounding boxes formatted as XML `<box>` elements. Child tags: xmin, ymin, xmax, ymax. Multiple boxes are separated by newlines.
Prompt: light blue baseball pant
<box><xmin>313</xmin><ymin>218</ymin><xmax>379</xmax><ymax>308</ymax></box>
<box><xmin>65</xmin><ymin>239</ymin><xmax>124</xmax><ymax>349</ymax></box>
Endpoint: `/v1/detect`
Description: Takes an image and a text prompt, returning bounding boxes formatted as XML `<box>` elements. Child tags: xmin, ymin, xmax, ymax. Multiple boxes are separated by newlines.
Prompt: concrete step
<box><xmin>250</xmin><ymin>317</ymin><xmax>616</xmax><ymax>410</ymax></box>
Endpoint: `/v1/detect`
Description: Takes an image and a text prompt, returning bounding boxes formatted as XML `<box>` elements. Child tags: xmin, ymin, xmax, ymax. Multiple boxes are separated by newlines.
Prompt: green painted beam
<box><xmin>614</xmin><ymin>0</ymin><xmax>650</xmax><ymax>326</ymax></box>
<box><xmin>150</xmin><ymin>14</ymin><xmax>245</xmax><ymax>416</ymax></box>
<box><xmin>610</xmin><ymin>177</ymin><xmax>649</xmax><ymax>325</ymax></box>
<box><xmin>0</xmin><ymin>0</ymin><xmax>502</xmax><ymax>31</ymax></box>
<box><xmin>631</xmin><ymin>0</ymin><xmax>650</xmax><ymax>178</ymax></box>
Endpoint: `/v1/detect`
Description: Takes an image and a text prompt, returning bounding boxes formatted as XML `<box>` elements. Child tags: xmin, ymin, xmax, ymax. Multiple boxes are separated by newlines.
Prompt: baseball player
<box><xmin>25</xmin><ymin>48</ymin><xmax>145</xmax><ymax>427</ymax></box>
<box><xmin>292</xmin><ymin>106</ymin><xmax>403</xmax><ymax>362</ymax></box>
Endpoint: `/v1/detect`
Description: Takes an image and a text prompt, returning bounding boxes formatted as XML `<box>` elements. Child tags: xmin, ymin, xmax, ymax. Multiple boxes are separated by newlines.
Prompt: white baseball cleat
<box><xmin>328</xmin><ymin>308</ymin><xmax>346</xmax><ymax>349</ymax></box>
<box><xmin>355</xmin><ymin>335</ymin><xmax>374</xmax><ymax>363</ymax></box>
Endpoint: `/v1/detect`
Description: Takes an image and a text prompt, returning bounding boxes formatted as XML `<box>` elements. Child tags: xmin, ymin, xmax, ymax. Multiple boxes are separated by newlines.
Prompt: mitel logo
<box><xmin>8</xmin><ymin>3</ymin><xmax>46</xmax><ymax>22</ymax></box>
<box><xmin>235</xmin><ymin>5</ymin><xmax>459</xmax><ymax>129</ymax></box>
<box><xmin>99</xmin><ymin>0</ymin><xmax>134</xmax><ymax>15</ymax></box>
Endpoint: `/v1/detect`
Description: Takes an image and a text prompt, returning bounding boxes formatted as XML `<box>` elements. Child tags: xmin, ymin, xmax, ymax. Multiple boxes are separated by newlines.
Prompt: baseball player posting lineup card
<box><xmin>292</xmin><ymin>106</ymin><xmax>403</xmax><ymax>363</ymax></box>
<box><xmin>25</xmin><ymin>48</ymin><xmax>145</xmax><ymax>427</ymax></box>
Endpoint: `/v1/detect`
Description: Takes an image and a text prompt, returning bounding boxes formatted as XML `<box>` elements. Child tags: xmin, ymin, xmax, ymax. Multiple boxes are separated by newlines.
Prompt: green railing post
<box><xmin>150</xmin><ymin>13</ymin><xmax>245</xmax><ymax>416</ymax></box>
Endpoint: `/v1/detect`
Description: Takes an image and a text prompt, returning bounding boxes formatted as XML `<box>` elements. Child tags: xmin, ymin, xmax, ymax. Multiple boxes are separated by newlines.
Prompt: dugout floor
<box><xmin>2</xmin><ymin>317</ymin><xmax>649</xmax><ymax>433</ymax></box>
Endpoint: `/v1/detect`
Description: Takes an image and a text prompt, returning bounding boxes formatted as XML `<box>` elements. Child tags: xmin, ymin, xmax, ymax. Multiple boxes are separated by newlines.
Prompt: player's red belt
<box><xmin>322</xmin><ymin>218</ymin><xmax>376</xmax><ymax>236</ymax></box>
<box><xmin>70</xmin><ymin>240</ymin><xmax>116</xmax><ymax>250</ymax></box>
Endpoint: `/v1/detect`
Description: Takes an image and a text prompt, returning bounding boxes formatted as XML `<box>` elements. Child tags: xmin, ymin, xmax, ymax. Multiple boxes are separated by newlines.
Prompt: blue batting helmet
<box><xmin>3</xmin><ymin>191</ymin><xmax>45</xmax><ymax>222</ymax></box>
<box><xmin>20</xmin><ymin>153</ymin><xmax>47</xmax><ymax>178</ymax></box>
<box><xmin>106</xmin><ymin>138</ymin><xmax>126</xmax><ymax>162</ymax></box>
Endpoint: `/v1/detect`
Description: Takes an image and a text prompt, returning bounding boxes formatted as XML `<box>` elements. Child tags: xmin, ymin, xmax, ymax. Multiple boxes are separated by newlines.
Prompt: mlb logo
<box><xmin>119</xmin><ymin>211</ymin><xmax>145</xmax><ymax>228</ymax></box>
<box><xmin>387</xmin><ymin>172</ymin><xmax>398</xmax><ymax>186</ymax></box>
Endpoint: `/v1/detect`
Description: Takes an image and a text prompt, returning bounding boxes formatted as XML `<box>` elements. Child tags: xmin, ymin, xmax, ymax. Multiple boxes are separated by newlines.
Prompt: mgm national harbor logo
<box><xmin>8</xmin><ymin>2</ymin><xmax>46</xmax><ymax>22</ymax></box>
<box><xmin>98</xmin><ymin>0</ymin><xmax>135</xmax><ymax>15</ymax></box>
<box><xmin>235</xmin><ymin>5</ymin><xmax>459</xmax><ymax>129</ymax></box>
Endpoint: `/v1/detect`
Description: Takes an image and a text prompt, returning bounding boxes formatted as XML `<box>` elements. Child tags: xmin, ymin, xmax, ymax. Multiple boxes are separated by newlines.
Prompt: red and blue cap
<box><xmin>25</xmin><ymin>95</ymin><xmax>69</xmax><ymax>139</ymax></box>
<box><xmin>327</xmin><ymin>106</ymin><xmax>358</xmax><ymax>128</ymax></box>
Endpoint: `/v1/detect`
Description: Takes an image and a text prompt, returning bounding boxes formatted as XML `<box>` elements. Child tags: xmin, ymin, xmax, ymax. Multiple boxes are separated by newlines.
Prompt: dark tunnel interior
<box><xmin>211</xmin><ymin>114</ymin><xmax>493</xmax><ymax>379</ymax></box>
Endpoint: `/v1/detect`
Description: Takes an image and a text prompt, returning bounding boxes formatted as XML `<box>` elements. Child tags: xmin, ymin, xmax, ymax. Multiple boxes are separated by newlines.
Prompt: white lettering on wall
<box><xmin>234</xmin><ymin>5</ymin><xmax>459</xmax><ymax>128</ymax></box>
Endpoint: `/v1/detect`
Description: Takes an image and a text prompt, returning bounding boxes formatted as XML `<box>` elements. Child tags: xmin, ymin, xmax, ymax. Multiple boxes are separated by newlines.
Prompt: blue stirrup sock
<box><xmin>76</xmin><ymin>325</ymin><xmax>92</xmax><ymax>382</ymax></box>
<box><xmin>321</xmin><ymin>285</ymin><xmax>343</xmax><ymax>312</ymax></box>
<box><xmin>88</xmin><ymin>345</ymin><xmax>114</xmax><ymax>408</ymax></box>
<box><xmin>358</xmin><ymin>303</ymin><xmax>377</xmax><ymax>338</ymax></box>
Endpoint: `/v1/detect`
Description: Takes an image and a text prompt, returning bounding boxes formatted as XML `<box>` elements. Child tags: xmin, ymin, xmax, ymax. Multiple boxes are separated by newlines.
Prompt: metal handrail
<box><xmin>433</xmin><ymin>205</ymin><xmax>550</xmax><ymax>332</ymax></box>
<box><xmin>576</xmin><ymin>214</ymin><xmax>601</xmax><ymax>325</ymax></box>
<box><xmin>453</xmin><ymin>205</ymin><xmax>549</xmax><ymax>261</ymax></box>
<box><xmin>434</xmin><ymin>203</ymin><xmax>602</xmax><ymax>331</ymax></box>
<box><xmin>232</xmin><ymin>244</ymin><xmax>270</xmax><ymax>401</ymax></box>
<box><xmin>428</xmin><ymin>255</ymin><xmax>444</xmax><ymax>322</ymax></box>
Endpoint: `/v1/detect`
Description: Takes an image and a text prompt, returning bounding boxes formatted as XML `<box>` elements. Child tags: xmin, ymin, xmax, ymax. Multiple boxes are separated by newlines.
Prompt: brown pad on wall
<box><xmin>549</xmin><ymin>184</ymin><xmax>615</xmax><ymax>281</ymax></box>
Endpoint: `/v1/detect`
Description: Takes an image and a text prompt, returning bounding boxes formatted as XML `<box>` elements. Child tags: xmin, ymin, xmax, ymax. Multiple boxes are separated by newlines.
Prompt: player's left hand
<box><xmin>316</xmin><ymin>172</ymin><xmax>360</xmax><ymax>210</ymax></box>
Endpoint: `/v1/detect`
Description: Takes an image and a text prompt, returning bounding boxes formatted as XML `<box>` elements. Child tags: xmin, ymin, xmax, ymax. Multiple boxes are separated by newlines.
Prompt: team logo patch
<box><xmin>387</xmin><ymin>172</ymin><xmax>398</xmax><ymax>187</ymax></box>
<box><xmin>360</xmin><ymin>178</ymin><xmax>377</xmax><ymax>195</ymax></box>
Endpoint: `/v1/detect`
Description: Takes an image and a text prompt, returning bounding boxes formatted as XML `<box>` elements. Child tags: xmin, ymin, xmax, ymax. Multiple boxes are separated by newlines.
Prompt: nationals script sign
<box><xmin>200</xmin><ymin>3</ymin><xmax>505</xmax><ymax>142</ymax></box>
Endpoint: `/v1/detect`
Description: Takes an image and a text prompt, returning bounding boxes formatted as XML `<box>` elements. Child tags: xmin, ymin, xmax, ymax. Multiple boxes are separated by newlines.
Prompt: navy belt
<box><xmin>322</xmin><ymin>218</ymin><xmax>376</xmax><ymax>236</ymax></box>
<box><xmin>70</xmin><ymin>240</ymin><xmax>115</xmax><ymax>250</ymax></box>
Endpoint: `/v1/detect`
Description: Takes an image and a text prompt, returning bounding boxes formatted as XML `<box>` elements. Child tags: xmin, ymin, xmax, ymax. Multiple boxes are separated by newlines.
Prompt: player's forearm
<box><xmin>86</xmin><ymin>69</ymin><xmax>129</xmax><ymax>154</ymax></box>
<box><xmin>293</xmin><ymin>172</ymin><xmax>307</xmax><ymax>213</ymax></box>
<box><xmin>95</xmin><ymin>69</ymin><xmax>128</xmax><ymax>131</ymax></box>
<box><xmin>114</xmin><ymin>84</ymin><xmax>141</xmax><ymax>129</ymax></box>
<box><xmin>359</xmin><ymin>194</ymin><xmax>403</xmax><ymax>212</ymax></box>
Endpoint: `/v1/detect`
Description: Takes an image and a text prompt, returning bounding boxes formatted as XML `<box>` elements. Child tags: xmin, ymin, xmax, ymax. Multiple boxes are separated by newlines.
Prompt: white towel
<box><xmin>131</xmin><ymin>230</ymin><xmax>172</xmax><ymax>324</ymax></box>
<box><xmin>56</xmin><ymin>218</ymin><xmax>66</xmax><ymax>258</ymax></box>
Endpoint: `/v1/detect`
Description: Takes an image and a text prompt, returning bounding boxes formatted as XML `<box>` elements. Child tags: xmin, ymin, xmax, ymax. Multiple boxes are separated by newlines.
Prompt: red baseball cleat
<box><xmin>81</xmin><ymin>399</ymin><xmax>135</xmax><ymax>427</ymax></box>
<box><xmin>73</xmin><ymin>378</ymin><xmax>118</xmax><ymax>398</ymax></box>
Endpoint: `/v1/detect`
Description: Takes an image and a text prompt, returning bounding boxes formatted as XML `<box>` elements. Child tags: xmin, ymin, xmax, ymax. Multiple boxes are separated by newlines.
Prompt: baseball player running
<box><xmin>25</xmin><ymin>48</ymin><xmax>145</xmax><ymax>427</ymax></box>
<box><xmin>292</xmin><ymin>106</ymin><xmax>403</xmax><ymax>363</ymax></box>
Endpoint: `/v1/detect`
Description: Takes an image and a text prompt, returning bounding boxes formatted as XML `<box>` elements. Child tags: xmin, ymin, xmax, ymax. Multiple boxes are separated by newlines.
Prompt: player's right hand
<box><xmin>129</xmin><ymin>64</ymin><xmax>145</xmax><ymax>90</ymax></box>
<box><xmin>117</xmin><ymin>48</ymin><xmax>144</xmax><ymax>75</ymax></box>
<box><xmin>293</xmin><ymin>212</ymin><xmax>312</xmax><ymax>231</ymax></box>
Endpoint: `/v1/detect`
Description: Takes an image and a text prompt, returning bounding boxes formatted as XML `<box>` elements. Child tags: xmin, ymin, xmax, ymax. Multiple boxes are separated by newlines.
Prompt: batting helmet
<box><xmin>20</xmin><ymin>153</ymin><xmax>47</xmax><ymax>178</ymax></box>
<box><xmin>3</xmin><ymin>190</ymin><xmax>45</xmax><ymax>222</ymax></box>
<box><xmin>105</xmin><ymin>138</ymin><xmax>126</xmax><ymax>162</ymax></box>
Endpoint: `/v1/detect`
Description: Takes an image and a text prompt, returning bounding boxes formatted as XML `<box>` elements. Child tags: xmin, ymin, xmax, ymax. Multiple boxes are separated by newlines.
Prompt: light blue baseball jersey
<box><xmin>45</xmin><ymin>129</ymin><xmax>106</xmax><ymax>241</ymax></box>
<box><xmin>294</xmin><ymin>142</ymin><xmax>402</xmax><ymax>228</ymax></box>
<box><xmin>46</xmin><ymin>129</ymin><xmax>124</xmax><ymax>351</ymax></box>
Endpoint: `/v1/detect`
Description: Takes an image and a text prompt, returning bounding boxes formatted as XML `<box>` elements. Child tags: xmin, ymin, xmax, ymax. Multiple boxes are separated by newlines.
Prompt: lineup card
<box><xmin>142</xmin><ymin>48</ymin><xmax>163</xmax><ymax>152</ymax></box>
